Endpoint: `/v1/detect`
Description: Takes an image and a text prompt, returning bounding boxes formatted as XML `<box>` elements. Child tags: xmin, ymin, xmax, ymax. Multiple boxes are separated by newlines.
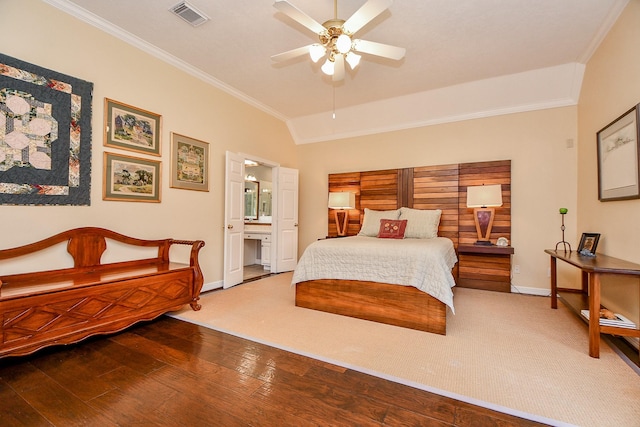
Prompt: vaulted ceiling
<box><xmin>45</xmin><ymin>0</ymin><xmax>629</xmax><ymax>143</ymax></box>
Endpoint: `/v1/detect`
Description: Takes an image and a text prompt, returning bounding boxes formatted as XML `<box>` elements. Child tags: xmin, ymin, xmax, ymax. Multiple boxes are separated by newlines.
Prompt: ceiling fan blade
<box><xmin>273</xmin><ymin>1</ymin><xmax>326</xmax><ymax>35</ymax></box>
<box><xmin>333</xmin><ymin>54</ymin><xmax>345</xmax><ymax>81</ymax></box>
<box><xmin>271</xmin><ymin>45</ymin><xmax>313</xmax><ymax>62</ymax></box>
<box><xmin>352</xmin><ymin>39</ymin><xmax>405</xmax><ymax>60</ymax></box>
<box><xmin>343</xmin><ymin>0</ymin><xmax>393</xmax><ymax>35</ymax></box>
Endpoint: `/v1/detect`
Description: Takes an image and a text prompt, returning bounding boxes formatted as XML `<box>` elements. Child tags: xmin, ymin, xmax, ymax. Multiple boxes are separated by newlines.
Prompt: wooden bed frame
<box><xmin>294</xmin><ymin>160</ymin><xmax>511</xmax><ymax>334</ymax></box>
<box><xmin>296</xmin><ymin>279</ymin><xmax>446</xmax><ymax>334</ymax></box>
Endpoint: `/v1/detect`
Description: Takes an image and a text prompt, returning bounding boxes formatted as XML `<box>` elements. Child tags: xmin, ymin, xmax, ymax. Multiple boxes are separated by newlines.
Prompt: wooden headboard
<box><xmin>327</xmin><ymin>160</ymin><xmax>511</xmax><ymax>248</ymax></box>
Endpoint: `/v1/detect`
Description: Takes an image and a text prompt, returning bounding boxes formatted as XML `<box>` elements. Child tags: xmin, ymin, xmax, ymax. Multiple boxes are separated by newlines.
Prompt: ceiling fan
<box><xmin>271</xmin><ymin>0</ymin><xmax>406</xmax><ymax>82</ymax></box>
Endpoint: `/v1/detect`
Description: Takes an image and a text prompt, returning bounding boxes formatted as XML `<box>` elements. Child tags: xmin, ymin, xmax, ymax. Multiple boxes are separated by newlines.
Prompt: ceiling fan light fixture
<box><xmin>336</xmin><ymin>34</ymin><xmax>352</xmax><ymax>54</ymax></box>
<box><xmin>309</xmin><ymin>44</ymin><xmax>326</xmax><ymax>62</ymax></box>
<box><xmin>271</xmin><ymin>0</ymin><xmax>405</xmax><ymax>80</ymax></box>
<box><xmin>321</xmin><ymin>58</ymin><xmax>335</xmax><ymax>75</ymax></box>
<box><xmin>345</xmin><ymin>52</ymin><xmax>361</xmax><ymax>69</ymax></box>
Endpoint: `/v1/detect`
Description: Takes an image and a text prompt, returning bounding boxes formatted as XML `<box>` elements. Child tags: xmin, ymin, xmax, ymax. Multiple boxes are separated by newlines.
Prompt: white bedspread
<box><xmin>291</xmin><ymin>236</ymin><xmax>458</xmax><ymax>312</ymax></box>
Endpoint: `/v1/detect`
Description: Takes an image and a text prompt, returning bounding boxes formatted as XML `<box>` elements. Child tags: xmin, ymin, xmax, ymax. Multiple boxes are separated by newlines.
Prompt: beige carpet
<box><xmin>171</xmin><ymin>273</ymin><xmax>640</xmax><ymax>427</ymax></box>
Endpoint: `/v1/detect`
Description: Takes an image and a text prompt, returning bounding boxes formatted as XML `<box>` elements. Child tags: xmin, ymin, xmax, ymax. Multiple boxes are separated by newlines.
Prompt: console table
<box><xmin>545</xmin><ymin>249</ymin><xmax>640</xmax><ymax>359</ymax></box>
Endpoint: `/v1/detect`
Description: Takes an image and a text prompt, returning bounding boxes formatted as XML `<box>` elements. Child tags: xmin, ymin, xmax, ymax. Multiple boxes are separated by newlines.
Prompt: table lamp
<box><xmin>466</xmin><ymin>184</ymin><xmax>503</xmax><ymax>245</ymax></box>
<box><xmin>328</xmin><ymin>192</ymin><xmax>356</xmax><ymax>236</ymax></box>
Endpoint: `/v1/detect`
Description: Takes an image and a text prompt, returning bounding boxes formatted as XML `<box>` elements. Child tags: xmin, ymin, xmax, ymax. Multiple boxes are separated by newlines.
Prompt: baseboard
<box><xmin>201</xmin><ymin>280</ymin><xmax>223</xmax><ymax>293</ymax></box>
<box><xmin>510</xmin><ymin>285</ymin><xmax>551</xmax><ymax>297</ymax></box>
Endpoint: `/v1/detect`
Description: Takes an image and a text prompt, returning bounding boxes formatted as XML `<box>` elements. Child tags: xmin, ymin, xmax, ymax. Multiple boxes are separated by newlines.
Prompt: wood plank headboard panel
<box><xmin>412</xmin><ymin>163</ymin><xmax>460</xmax><ymax>245</ymax></box>
<box><xmin>360</xmin><ymin>169</ymin><xmax>400</xmax><ymax>211</ymax></box>
<box><xmin>328</xmin><ymin>160</ymin><xmax>511</xmax><ymax>247</ymax></box>
<box><xmin>458</xmin><ymin>160</ymin><xmax>511</xmax><ymax>246</ymax></box>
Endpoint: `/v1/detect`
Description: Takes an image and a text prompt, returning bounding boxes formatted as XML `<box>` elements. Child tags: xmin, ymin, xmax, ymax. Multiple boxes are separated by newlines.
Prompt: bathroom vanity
<box><xmin>244</xmin><ymin>223</ymin><xmax>272</xmax><ymax>269</ymax></box>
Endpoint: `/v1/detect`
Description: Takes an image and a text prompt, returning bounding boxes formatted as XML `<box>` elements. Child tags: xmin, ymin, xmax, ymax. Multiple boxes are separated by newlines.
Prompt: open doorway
<box><xmin>243</xmin><ymin>160</ymin><xmax>274</xmax><ymax>282</ymax></box>
<box><xmin>224</xmin><ymin>151</ymin><xmax>299</xmax><ymax>289</ymax></box>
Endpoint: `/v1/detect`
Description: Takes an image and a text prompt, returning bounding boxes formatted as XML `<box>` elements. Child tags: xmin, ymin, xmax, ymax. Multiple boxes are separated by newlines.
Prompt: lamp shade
<box><xmin>328</xmin><ymin>192</ymin><xmax>355</xmax><ymax>209</ymax></box>
<box><xmin>345</xmin><ymin>52</ymin><xmax>361</xmax><ymax>69</ymax></box>
<box><xmin>309</xmin><ymin>44</ymin><xmax>326</xmax><ymax>62</ymax></box>
<box><xmin>336</xmin><ymin>34</ymin><xmax>352</xmax><ymax>54</ymax></box>
<box><xmin>321</xmin><ymin>58</ymin><xmax>335</xmax><ymax>75</ymax></box>
<box><xmin>466</xmin><ymin>184</ymin><xmax>503</xmax><ymax>208</ymax></box>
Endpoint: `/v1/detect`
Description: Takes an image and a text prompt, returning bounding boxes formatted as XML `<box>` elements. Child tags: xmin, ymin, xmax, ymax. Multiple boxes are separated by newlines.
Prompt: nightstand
<box><xmin>457</xmin><ymin>244</ymin><xmax>514</xmax><ymax>292</ymax></box>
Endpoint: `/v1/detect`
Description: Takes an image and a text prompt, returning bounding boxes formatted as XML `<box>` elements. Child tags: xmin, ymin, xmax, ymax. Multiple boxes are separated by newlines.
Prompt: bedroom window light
<box><xmin>328</xmin><ymin>192</ymin><xmax>356</xmax><ymax>236</ymax></box>
<box><xmin>466</xmin><ymin>184</ymin><xmax>503</xmax><ymax>246</ymax></box>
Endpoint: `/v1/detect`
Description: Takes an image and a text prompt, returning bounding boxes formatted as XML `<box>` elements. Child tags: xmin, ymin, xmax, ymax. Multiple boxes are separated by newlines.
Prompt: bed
<box><xmin>292</xmin><ymin>160</ymin><xmax>511</xmax><ymax>335</ymax></box>
<box><xmin>292</xmin><ymin>207</ymin><xmax>458</xmax><ymax>334</ymax></box>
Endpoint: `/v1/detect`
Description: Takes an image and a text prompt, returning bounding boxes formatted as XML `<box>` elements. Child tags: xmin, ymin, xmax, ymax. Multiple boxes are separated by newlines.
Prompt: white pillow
<box><xmin>358</xmin><ymin>208</ymin><xmax>400</xmax><ymax>236</ymax></box>
<box><xmin>399</xmin><ymin>207</ymin><xmax>442</xmax><ymax>239</ymax></box>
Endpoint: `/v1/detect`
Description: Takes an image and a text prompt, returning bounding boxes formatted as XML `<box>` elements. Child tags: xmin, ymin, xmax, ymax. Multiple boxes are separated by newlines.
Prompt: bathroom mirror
<box><xmin>244</xmin><ymin>180</ymin><xmax>259</xmax><ymax>220</ymax></box>
<box><xmin>259</xmin><ymin>181</ymin><xmax>272</xmax><ymax>218</ymax></box>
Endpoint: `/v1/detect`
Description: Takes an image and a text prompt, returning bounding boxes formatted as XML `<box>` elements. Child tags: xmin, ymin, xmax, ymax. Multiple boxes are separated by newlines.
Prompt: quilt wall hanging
<box><xmin>0</xmin><ymin>53</ymin><xmax>93</xmax><ymax>205</ymax></box>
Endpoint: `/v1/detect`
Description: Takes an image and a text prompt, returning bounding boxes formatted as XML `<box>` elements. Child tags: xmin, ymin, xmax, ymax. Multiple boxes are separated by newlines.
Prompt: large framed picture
<box><xmin>170</xmin><ymin>132</ymin><xmax>210</xmax><ymax>191</ymax></box>
<box><xmin>597</xmin><ymin>104</ymin><xmax>640</xmax><ymax>201</ymax></box>
<box><xmin>577</xmin><ymin>232</ymin><xmax>600</xmax><ymax>256</ymax></box>
<box><xmin>104</xmin><ymin>98</ymin><xmax>162</xmax><ymax>156</ymax></box>
<box><xmin>103</xmin><ymin>152</ymin><xmax>161</xmax><ymax>202</ymax></box>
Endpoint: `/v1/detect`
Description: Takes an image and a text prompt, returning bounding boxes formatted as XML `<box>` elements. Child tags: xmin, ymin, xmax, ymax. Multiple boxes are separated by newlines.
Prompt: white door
<box><xmin>223</xmin><ymin>151</ymin><xmax>244</xmax><ymax>288</ymax></box>
<box><xmin>275</xmin><ymin>167</ymin><xmax>299</xmax><ymax>273</ymax></box>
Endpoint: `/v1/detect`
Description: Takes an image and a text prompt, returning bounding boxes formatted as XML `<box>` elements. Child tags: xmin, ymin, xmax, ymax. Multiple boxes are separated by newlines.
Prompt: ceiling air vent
<box><xmin>170</xmin><ymin>2</ymin><xmax>209</xmax><ymax>27</ymax></box>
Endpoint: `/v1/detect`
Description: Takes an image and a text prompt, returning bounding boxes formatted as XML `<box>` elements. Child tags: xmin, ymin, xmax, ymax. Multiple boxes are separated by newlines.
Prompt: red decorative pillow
<box><xmin>377</xmin><ymin>219</ymin><xmax>407</xmax><ymax>239</ymax></box>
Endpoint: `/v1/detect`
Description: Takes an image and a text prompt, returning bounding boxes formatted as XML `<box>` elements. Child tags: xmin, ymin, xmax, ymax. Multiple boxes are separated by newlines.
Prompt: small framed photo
<box><xmin>170</xmin><ymin>132</ymin><xmax>210</xmax><ymax>191</ymax></box>
<box><xmin>577</xmin><ymin>233</ymin><xmax>601</xmax><ymax>256</ymax></box>
<box><xmin>596</xmin><ymin>104</ymin><xmax>640</xmax><ymax>201</ymax></box>
<box><xmin>103</xmin><ymin>152</ymin><xmax>161</xmax><ymax>203</ymax></box>
<box><xmin>104</xmin><ymin>98</ymin><xmax>162</xmax><ymax>156</ymax></box>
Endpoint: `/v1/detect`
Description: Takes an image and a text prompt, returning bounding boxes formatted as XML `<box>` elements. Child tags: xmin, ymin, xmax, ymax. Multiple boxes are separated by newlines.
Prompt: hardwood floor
<box><xmin>0</xmin><ymin>317</ymin><xmax>549</xmax><ymax>426</ymax></box>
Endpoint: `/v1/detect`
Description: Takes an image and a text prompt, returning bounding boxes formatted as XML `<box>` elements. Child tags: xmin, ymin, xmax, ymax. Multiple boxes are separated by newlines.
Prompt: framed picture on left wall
<box><xmin>170</xmin><ymin>132</ymin><xmax>210</xmax><ymax>191</ymax></box>
<box><xmin>104</xmin><ymin>98</ymin><xmax>162</xmax><ymax>156</ymax></box>
<box><xmin>103</xmin><ymin>152</ymin><xmax>161</xmax><ymax>202</ymax></box>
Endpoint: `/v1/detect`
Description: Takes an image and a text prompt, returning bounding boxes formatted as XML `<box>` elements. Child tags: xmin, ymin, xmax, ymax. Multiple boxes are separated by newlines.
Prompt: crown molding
<box><xmin>577</xmin><ymin>0</ymin><xmax>629</xmax><ymax>63</ymax></box>
<box><xmin>288</xmin><ymin>63</ymin><xmax>586</xmax><ymax>144</ymax></box>
<box><xmin>41</xmin><ymin>0</ymin><xmax>611</xmax><ymax>145</ymax></box>
<box><xmin>41</xmin><ymin>0</ymin><xmax>287</xmax><ymax>122</ymax></box>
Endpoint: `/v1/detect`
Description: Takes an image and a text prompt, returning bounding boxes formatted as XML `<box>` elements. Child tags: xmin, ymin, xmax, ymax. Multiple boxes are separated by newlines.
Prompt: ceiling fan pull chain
<box><xmin>332</xmin><ymin>86</ymin><xmax>336</xmax><ymax>119</ymax></box>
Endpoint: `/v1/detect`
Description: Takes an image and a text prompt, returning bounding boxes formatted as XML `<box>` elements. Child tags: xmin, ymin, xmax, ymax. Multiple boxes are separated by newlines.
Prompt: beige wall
<box><xmin>578</xmin><ymin>0</ymin><xmax>640</xmax><ymax>322</ymax></box>
<box><xmin>4</xmin><ymin>0</ymin><xmax>637</xmax><ymax>313</ymax></box>
<box><xmin>0</xmin><ymin>0</ymin><xmax>297</xmax><ymax>285</ymax></box>
<box><xmin>297</xmin><ymin>107</ymin><xmax>579</xmax><ymax>293</ymax></box>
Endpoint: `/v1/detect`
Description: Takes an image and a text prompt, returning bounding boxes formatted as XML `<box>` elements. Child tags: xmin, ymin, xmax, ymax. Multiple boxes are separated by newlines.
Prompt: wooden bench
<box><xmin>0</xmin><ymin>227</ymin><xmax>205</xmax><ymax>358</ymax></box>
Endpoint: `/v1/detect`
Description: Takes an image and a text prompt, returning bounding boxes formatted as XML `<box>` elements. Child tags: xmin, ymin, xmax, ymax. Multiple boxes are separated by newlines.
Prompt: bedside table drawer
<box><xmin>457</xmin><ymin>245</ymin><xmax>513</xmax><ymax>293</ymax></box>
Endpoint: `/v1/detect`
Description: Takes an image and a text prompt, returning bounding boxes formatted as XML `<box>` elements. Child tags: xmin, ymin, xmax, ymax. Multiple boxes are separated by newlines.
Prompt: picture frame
<box><xmin>596</xmin><ymin>104</ymin><xmax>640</xmax><ymax>201</ymax></box>
<box><xmin>170</xmin><ymin>132</ymin><xmax>210</xmax><ymax>191</ymax></box>
<box><xmin>103</xmin><ymin>152</ymin><xmax>161</xmax><ymax>203</ymax></box>
<box><xmin>104</xmin><ymin>98</ymin><xmax>162</xmax><ymax>156</ymax></box>
<box><xmin>577</xmin><ymin>233</ymin><xmax>600</xmax><ymax>256</ymax></box>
